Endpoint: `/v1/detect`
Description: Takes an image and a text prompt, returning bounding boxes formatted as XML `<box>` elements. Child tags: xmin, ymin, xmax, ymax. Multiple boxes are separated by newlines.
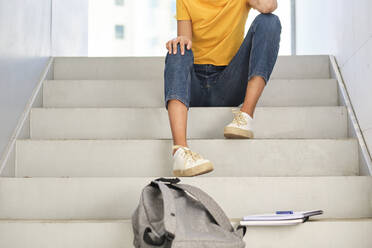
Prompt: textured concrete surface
<box><xmin>0</xmin><ymin>177</ymin><xmax>371</xmax><ymax>219</ymax></box>
<box><xmin>0</xmin><ymin>219</ymin><xmax>372</xmax><ymax>248</ymax></box>
<box><xmin>43</xmin><ymin>79</ymin><xmax>338</xmax><ymax>107</ymax></box>
<box><xmin>30</xmin><ymin>107</ymin><xmax>348</xmax><ymax>139</ymax></box>
<box><xmin>16</xmin><ymin>139</ymin><xmax>358</xmax><ymax>177</ymax></box>
<box><xmin>296</xmin><ymin>0</ymin><xmax>372</xmax><ymax>165</ymax></box>
<box><xmin>53</xmin><ymin>56</ymin><xmax>330</xmax><ymax>80</ymax></box>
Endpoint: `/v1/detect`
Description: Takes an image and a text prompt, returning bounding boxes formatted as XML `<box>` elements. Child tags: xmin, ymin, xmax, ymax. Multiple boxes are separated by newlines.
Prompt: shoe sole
<box><xmin>224</xmin><ymin>127</ymin><xmax>254</xmax><ymax>139</ymax></box>
<box><xmin>173</xmin><ymin>162</ymin><xmax>214</xmax><ymax>177</ymax></box>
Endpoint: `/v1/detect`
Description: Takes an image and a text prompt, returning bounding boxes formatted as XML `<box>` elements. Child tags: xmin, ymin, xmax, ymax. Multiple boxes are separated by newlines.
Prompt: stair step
<box><xmin>30</xmin><ymin>107</ymin><xmax>347</xmax><ymax>139</ymax></box>
<box><xmin>0</xmin><ymin>177</ymin><xmax>371</xmax><ymax>219</ymax></box>
<box><xmin>0</xmin><ymin>219</ymin><xmax>371</xmax><ymax>248</ymax></box>
<box><xmin>53</xmin><ymin>55</ymin><xmax>330</xmax><ymax>80</ymax></box>
<box><xmin>43</xmin><ymin>79</ymin><xmax>338</xmax><ymax>108</ymax></box>
<box><xmin>16</xmin><ymin>139</ymin><xmax>358</xmax><ymax>177</ymax></box>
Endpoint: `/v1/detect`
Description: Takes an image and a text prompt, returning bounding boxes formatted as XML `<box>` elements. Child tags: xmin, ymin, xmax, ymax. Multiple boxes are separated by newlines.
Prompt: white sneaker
<box><xmin>224</xmin><ymin>109</ymin><xmax>254</xmax><ymax>139</ymax></box>
<box><xmin>172</xmin><ymin>145</ymin><xmax>214</xmax><ymax>177</ymax></box>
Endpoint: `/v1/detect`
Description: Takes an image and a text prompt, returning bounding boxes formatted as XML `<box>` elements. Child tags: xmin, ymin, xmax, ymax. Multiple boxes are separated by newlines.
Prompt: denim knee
<box><xmin>165</xmin><ymin>43</ymin><xmax>194</xmax><ymax>62</ymax></box>
<box><xmin>253</xmin><ymin>13</ymin><xmax>282</xmax><ymax>34</ymax></box>
<box><xmin>245</xmin><ymin>13</ymin><xmax>281</xmax><ymax>85</ymax></box>
<box><xmin>164</xmin><ymin>43</ymin><xmax>194</xmax><ymax>110</ymax></box>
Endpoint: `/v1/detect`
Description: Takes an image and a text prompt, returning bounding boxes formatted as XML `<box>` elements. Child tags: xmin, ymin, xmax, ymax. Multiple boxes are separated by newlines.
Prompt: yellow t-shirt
<box><xmin>176</xmin><ymin>0</ymin><xmax>251</xmax><ymax>66</ymax></box>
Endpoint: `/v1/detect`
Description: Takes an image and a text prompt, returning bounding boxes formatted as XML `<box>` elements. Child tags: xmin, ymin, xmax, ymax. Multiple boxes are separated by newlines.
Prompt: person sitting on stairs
<box><xmin>164</xmin><ymin>0</ymin><xmax>281</xmax><ymax>177</ymax></box>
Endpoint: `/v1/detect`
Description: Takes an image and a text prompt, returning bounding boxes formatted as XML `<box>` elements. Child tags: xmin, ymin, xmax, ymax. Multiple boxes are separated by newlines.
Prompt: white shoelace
<box><xmin>231</xmin><ymin>109</ymin><xmax>248</xmax><ymax>126</ymax></box>
<box><xmin>172</xmin><ymin>145</ymin><xmax>202</xmax><ymax>162</ymax></box>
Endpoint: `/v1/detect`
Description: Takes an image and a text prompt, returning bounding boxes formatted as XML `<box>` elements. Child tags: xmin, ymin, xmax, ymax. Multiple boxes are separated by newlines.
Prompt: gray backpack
<box><xmin>132</xmin><ymin>178</ymin><xmax>246</xmax><ymax>248</ymax></box>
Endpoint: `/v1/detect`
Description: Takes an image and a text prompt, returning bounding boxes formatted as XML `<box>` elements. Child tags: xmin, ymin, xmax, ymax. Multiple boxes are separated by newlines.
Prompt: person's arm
<box><xmin>247</xmin><ymin>0</ymin><xmax>277</xmax><ymax>13</ymax></box>
<box><xmin>166</xmin><ymin>20</ymin><xmax>192</xmax><ymax>55</ymax></box>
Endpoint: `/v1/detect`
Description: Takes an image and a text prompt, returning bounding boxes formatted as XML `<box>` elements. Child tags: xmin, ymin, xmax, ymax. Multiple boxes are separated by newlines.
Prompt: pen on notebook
<box><xmin>276</xmin><ymin>211</ymin><xmax>293</xmax><ymax>214</ymax></box>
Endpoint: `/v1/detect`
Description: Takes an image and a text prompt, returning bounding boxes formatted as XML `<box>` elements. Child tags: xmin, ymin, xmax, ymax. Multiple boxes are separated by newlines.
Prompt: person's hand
<box><xmin>166</xmin><ymin>36</ymin><xmax>192</xmax><ymax>55</ymax></box>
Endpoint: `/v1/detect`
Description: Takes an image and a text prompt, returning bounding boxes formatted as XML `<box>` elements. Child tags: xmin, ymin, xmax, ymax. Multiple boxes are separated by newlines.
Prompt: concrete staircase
<box><xmin>1</xmin><ymin>56</ymin><xmax>372</xmax><ymax>247</ymax></box>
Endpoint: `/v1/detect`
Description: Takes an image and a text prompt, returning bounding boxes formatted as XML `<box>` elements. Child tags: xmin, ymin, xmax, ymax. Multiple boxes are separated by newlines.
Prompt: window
<box><xmin>171</xmin><ymin>0</ymin><xmax>176</xmax><ymax>14</ymax></box>
<box><xmin>150</xmin><ymin>0</ymin><xmax>158</xmax><ymax>8</ymax></box>
<box><xmin>115</xmin><ymin>25</ymin><xmax>125</xmax><ymax>39</ymax></box>
<box><xmin>115</xmin><ymin>0</ymin><xmax>124</xmax><ymax>6</ymax></box>
<box><xmin>151</xmin><ymin>37</ymin><xmax>159</xmax><ymax>47</ymax></box>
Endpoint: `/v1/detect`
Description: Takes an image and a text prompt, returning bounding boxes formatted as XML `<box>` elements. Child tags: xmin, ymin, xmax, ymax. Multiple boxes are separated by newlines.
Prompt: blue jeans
<box><xmin>164</xmin><ymin>13</ymin><xmax>281</xmax><ymax>110</ymax></box>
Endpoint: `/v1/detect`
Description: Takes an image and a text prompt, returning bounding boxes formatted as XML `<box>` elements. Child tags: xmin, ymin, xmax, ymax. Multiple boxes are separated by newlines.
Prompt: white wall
<box><xmin>0</xmin><ymin>0</ymin><xmax>89</xmax><ymax>173</ymax></box>
<box><xmin>0</xmin><ymin>0</ymin><xmax>52</xmax><ymax>163</ymax></box>
<box><xmin>296</xmin><ymin>0</ymin><xmax>372</xmax><ymax>155</ymax></box>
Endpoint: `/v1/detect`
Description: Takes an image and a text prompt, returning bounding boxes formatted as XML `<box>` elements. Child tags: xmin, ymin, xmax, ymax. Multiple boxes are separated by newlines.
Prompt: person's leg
<box><xmin>240</xmin><ymin>75</ymin><xmax>265</xmax><ymax>117</ymax></box>
<box><xmin>164</xmin><ymin>43</ymin><xmax>194</xmax><ymax>153</ymax></box>
<box><xmin>240</xmin><ymin>13</ymin><xmax>281</xmax><ymax>117</ymax></box>
<box><xmin>167</xmin><ymin>100</ymin><xmax>188</xmax><ymax>151</ymax></box>
<box><xmin>215</xmin><ymin>13</ymin><xmax>282</xmax><ymax>116</ymax></box>
<box><xmin>164</xmin><ymin>44</ymin><xmax>213</xmax><ymax>177</ymax></box>
<box><xmin>216</xmin><ymin>13</ymin><xmax>281</xmax><ymax>138</ymax></box>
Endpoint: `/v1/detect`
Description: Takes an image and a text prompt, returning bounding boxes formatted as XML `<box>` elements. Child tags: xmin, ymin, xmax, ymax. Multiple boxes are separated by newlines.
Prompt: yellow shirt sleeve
<box><xmin>176</xmin><ymin>0</ymin><xmax>191</xmax><ymax>20</ymax></box>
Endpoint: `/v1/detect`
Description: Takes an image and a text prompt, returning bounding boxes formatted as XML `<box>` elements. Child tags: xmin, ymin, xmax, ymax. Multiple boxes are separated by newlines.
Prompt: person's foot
<box><xmin>224</xmin><ymin>109</ymin><xmax>254</xmax><ymax>139</ymax></box>
<box><xmin>172</xmin><ymin>145</ymin><xmax>214</xmax><ymax>177</ymax></box>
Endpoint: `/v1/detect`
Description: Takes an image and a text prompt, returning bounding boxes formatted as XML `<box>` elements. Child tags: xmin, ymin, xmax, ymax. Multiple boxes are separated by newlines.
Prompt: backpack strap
<box><xmin>172</xmin><ymin>183</ymin><xmax>234</xmax><ymax>233</ymax></box>
<box><xmin>173</xmin><ymin>183</ymin><xmax>246</xmax><ymax>238</ymax></box>
<box><xmin>150</xmin><ymin>180</ymin><xmax>177</xmax><ymax>243</ymax></box>
<box><xmin>236</xmin><ymin>225</ymin><xmax>247</xmax><ymax>239</ymax></box>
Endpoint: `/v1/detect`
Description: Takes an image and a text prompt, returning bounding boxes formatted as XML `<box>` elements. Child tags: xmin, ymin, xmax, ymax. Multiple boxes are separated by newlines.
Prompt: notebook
<box><xmin>240</xmin><ymin>210</ymin><xmax>323</xmax><ymax>226</ymax></box>
<box><xmin>240</xmin><ymin>218</ymin><xmax>305</xmax><ymax>226</ymax></box>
